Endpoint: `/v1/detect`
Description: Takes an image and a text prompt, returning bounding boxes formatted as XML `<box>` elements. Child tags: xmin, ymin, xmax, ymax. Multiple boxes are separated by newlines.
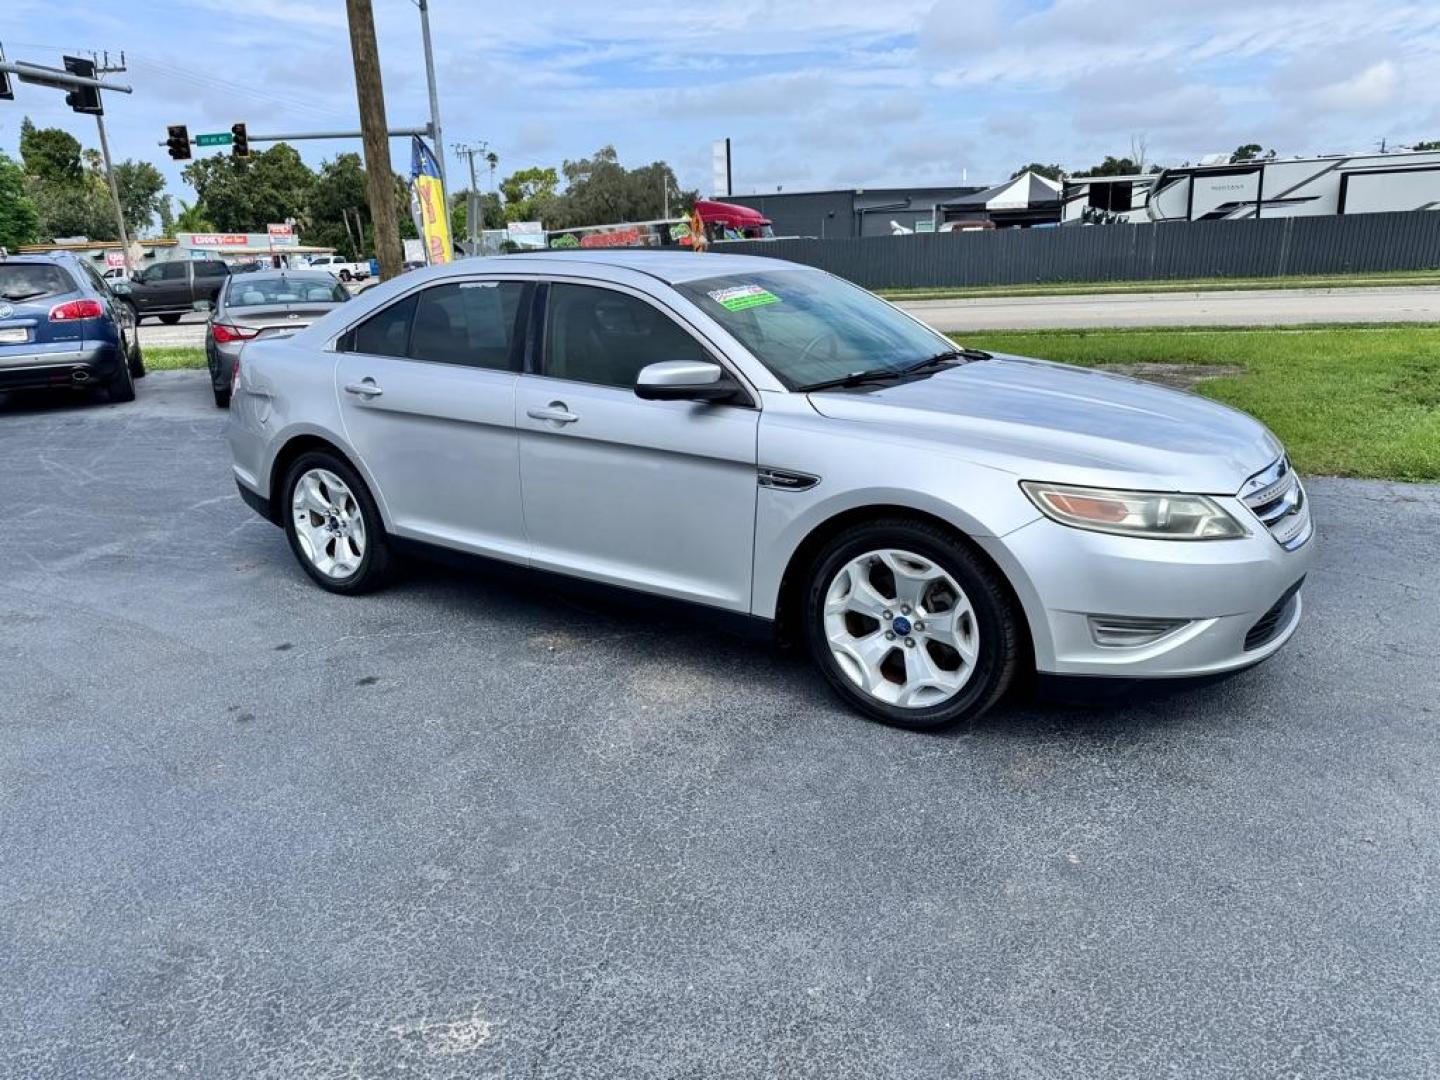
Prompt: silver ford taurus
<box><xmin>227</xmin><ymin>251</ymin><xmax>1313</xmax><ymax>730</ymax></box>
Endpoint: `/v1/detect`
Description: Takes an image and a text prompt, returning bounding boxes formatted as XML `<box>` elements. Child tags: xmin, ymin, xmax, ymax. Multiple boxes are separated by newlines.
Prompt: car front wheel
<box><xmin>804</xmin><ymin>518</ymin><xmax>1020</xmax><ymax>731</ymax></box>
<box><xmin>282</xmin><ymin>452</ymin><xmax>392</xmax><ymax>594</ymax></box>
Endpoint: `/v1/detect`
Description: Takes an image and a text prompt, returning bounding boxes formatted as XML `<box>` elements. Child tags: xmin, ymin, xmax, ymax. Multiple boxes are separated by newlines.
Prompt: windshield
<box><xmin>674</xmin><ymin>268</ymin><xmax>952</xmax><ymax>390</ymax></box>
<box><xmin>225</xmin><ymin>276</ymin><xmax>349</xmax><ymax>308</ymax></box>
<box><xmin>0</xmin><ymin>264</ymin><xmax>76</xmax><ymax>302</ymax></box>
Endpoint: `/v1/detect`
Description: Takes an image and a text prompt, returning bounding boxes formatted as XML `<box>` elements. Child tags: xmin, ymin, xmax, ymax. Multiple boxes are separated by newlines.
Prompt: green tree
<box><xmin>1412</xmin><ymin>140</ymin><xmax>1440</xmax><ymax>151</ymax></box>
<box><xmin>0</xmin><ymin>152</ymin><xmax>40</xmax><ymax>248</ymax></box>
<box><xmin>545</xmin><ymin>146</ymin><xmax>694</xmax><ymax>229</ymax></box>
<box><xmin>306</xmin><ymin>153</ymin><xmax>369</xmax><ymax>257</ymax></box>
<box><xmin>1078</xmin><ymin>155</ymin><xmax>1140</xmax><ymax>176</ymax></box>
<box><xmin>182</xmin><ymin>143</ymin><xmax>315</xmax><ymax>232</ymax></box>
<box><xmin>1011</xmin><ymin>163</ymin><xmax>1066</xmax><ymax>181</ymax></box>
<box><xmin>499</xmin><ymin>165</ymin><xmax>560</xmax><ymax>222</ymax></box>
<box><xmin>173</xmin><ymin>198</ymin><xmax>216</xmax><ymax>233</ymax></box>
<box><xmin>113</xmin><ymin>160</ymin><xmax>168</xmax><ymax>236</ymax></box>
<box><xmin>19</xmin><ymin>118</ymin><xmax>82</xmax><ymax>184</ymax></box>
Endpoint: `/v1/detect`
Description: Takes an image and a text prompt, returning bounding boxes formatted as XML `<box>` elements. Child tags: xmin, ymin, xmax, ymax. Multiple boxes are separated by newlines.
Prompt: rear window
<box><xmin>0</xmin><ymin>264</ymin><xmax>77</xmax><ymax>302</ymax></box>
<box><xmin>226</xmin><ymin>276</ymin><xmax>349</xmax><ymax>308</ymax></box>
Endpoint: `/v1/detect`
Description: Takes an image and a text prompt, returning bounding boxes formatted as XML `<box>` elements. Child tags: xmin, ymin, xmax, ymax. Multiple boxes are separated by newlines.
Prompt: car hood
<box><xmin>806</xmin><ymin>353</ymin><xmax>1280</xmax><ymax>493</ymax></box>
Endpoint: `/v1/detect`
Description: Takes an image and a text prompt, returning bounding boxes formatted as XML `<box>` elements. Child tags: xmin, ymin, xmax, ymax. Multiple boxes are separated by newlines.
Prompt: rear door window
<box><xmin>340</xmin><ymin>293</ymin><xmax>418</xmax><ymax>357</ymax></box>
<box><xmin>408</xmin><ymin>281</ymin><xmax>530</xmax><ymax>371</ymax></box>
<box><xmin>0</xmin><ymin>264</ymin><xmax>77</xmax><ymax>302</ymax></box>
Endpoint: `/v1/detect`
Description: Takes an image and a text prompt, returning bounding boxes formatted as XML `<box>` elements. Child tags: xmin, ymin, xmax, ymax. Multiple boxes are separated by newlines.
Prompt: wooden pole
<box><xmin>344</xmin><ymin>0</ymin><xmax>403</xmax><ymax>281</ymax></box>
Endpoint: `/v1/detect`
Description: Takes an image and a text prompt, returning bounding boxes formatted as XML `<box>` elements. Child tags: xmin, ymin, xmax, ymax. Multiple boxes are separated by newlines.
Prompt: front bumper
<box><xmin>979</xmin><ymin>499</ymin><xmax>1315</xmax><ymax>678</ymax></box>
<box><xmin>0</xmin><ymin>341</ymin><xmax>125</xmax><ymax>392</ymax></box>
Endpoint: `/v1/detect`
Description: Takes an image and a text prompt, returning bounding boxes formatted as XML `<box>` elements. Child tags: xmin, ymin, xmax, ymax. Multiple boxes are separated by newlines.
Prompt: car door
<box><xmin>334</xmin><ymin>278</ymin><xmax>533</xmax><ymax>563</ymax></box>
<box><xmin>137</xmin><ymin>261</ymin><xmax>188</xmax><ymax>313</ymax></box>
<box><xmin>515</xmin><ymin>281</ymin><xmax>760</xmax><ymax>612</ymax></box>
<box><xmin>193</xmin><ymin>261</ymin><xmax>229</xmax><ymax>305</ymax></box>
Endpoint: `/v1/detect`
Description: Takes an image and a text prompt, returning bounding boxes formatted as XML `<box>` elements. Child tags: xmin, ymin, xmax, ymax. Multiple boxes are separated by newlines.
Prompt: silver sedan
<box><xmin>227</xmin><ymin>252</ymin><xmax>1313</xmax><ymax>730</ymax></box>
<box><xmin>201</xmin><ymin>270</ymin><xmax>350</xmax><ymax>408</ymax></box>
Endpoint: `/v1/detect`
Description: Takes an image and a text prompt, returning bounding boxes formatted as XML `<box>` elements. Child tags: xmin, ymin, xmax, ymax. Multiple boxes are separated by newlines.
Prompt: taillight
<box><xmin>49</xmin><ymin>299</ymin><xmax>105</xmax><ymax>321</ymax></box>
<box><xmin>212</xmin><ymin>323</ymin><xmax>259</xmax><ymax>344</ymax></box>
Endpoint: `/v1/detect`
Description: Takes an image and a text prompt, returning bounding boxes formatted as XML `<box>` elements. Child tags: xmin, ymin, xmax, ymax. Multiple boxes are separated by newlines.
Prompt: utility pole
<box><xmin>413</xmin><ymin>0</ymin><xmax>445</xmax><ymax>189</ymax></box>
<box><xmin>91</xmin><ymin>53</ymin><xmax>132</xmax><ymax>272</ymax></box>
<box><xmin>345</xmin><ymin>0</ymin><xmax>403</xmax><ymax>281</ymax></box>
<box><xmin>453</xmin><ymin>141</ymin><xmax>487</xmax><ymax>249</ymax></box>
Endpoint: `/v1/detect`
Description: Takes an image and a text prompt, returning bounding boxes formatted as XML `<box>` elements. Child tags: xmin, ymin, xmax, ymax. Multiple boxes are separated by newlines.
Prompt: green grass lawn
<box><xmin>879</xmin><ymin>269</ymin><xmax>1440</xmax><ymax>302</ymax></box>
<box><xmin>957</xmin><ymin>325</ymin><xmax>1440</xmax><ymax>482</ymax></box>
<box><xmin>144</xmin><ymin>347</ymin><xmax>207</xmax><ymax>371</ymax></box>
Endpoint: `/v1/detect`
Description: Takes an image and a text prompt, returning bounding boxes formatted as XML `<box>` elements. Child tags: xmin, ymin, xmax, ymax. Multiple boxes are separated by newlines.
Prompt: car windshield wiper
<box><xmin>799</xmin><ymin>348</ymin><xmax>990</xmax><ymax>393</ymax></box>
<box><xmin>0</xmin><ymin>290</ymin><xmax>45</xmax><ymax>302</ymax></box>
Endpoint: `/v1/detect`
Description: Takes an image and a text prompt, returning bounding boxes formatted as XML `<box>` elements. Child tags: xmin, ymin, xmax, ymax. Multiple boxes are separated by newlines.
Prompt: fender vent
<box><xmin>758</xmin><ymin>467</ymin><xmax>819</xmax><ymax>492</ymax></box>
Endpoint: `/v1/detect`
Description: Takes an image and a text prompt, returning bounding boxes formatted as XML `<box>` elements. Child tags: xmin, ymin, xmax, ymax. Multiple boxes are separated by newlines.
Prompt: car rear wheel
<box><xmin>106</xmin><ymin>351</ymin><xmax>137</xmax><ymax>403</ymax></box>
<box><xmin>158</xmin><ymin>313</ymin><xmax>182</xmax><ymax>325</ymax></box>
<box><xmin>339</xmin><ymin>269</ymin><xmax>352</xmax><ymax>282</ymax></box>
<box><xmin>804</xmin><ymin>518</ymin><xmax>1020</xmax><ymax>731</ymax></box>
<box><xmin>128</xmin><ymin>337</ymin><xmax>146</xmax><ymax>379</ymax></box>
<box><xmin>282</xmin><ymin>452</ymin><xmax>392</xmax><ymax>594</ymax></box>
<box><xmin>213</xmin><ymin>385</ymin><xmax>231</xmax><ymax>409</ymax></box>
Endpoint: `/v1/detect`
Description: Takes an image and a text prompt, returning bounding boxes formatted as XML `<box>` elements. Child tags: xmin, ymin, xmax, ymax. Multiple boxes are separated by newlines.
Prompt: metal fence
<box><xmin>719</xmin><ymin>211</ymin><xmax>1440</xmax><ymax>290</ymax></box>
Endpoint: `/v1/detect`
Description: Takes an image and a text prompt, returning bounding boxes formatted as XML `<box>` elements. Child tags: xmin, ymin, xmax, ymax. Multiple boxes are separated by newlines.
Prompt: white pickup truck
<box><xmin>305</xmin><ymin>254</ymin><xmax>371</xmax><ymax>282</ymax></box>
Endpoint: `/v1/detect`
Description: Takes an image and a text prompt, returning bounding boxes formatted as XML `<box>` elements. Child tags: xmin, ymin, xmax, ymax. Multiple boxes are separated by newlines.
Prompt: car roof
<box><xmin>423</xmin><ymin>249</ymin><xmax>803</xmax><ymax>286</ymax></box>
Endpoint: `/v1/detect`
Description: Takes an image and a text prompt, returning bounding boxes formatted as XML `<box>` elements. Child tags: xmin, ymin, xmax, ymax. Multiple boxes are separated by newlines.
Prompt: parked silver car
<box><xmin>228</xmin><ymin>252</ymin><xmax>1313</xmax><ymax>729</ymax></box>
<box><xmin>201</xmin><ymin>270</ymin><xmax>350</xmax><ymax>408</ymax></box>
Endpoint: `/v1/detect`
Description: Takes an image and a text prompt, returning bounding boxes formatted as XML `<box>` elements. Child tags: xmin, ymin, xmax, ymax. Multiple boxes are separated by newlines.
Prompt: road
<box><xmin>3</xmin><ymin>372</ymin><xmax>1438</xmax><ymax>1078</ymax></box>
<box><xmin>899</xmin><ymin>284</ymin><xmax>1440</xmax><ymax>332</ymax></box>
<box><xmin>139</xmin><ymin>284</ymin><xmax>1440</xmax><ymax>350</ymax></box>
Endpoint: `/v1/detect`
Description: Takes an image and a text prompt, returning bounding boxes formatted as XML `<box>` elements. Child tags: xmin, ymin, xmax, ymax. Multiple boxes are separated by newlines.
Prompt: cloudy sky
<box><xmin>3</xmin><ymin>0</ymin><xmax>1439</xmax><ymax>212</ymax></box>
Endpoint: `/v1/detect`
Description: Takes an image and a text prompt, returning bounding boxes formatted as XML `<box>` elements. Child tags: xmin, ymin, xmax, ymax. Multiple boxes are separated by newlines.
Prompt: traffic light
<box><xmin>62</xmin><ymin>55</ymin><xmax>101</xmax><ymax>115</ymax></box>
<box><xmin>231</xmin><ymin>122</ymin><xmax>249</xmax><ymax>158</ymax></box>
<box><xmin>0</xmin><ymin>66</ymin><xmax>12</xmax><ymax>102</ymax></box>
<box><xmin>166</xmin><ymin>125</ymin><xmax>191</xmax><ymax>161</ymax></box>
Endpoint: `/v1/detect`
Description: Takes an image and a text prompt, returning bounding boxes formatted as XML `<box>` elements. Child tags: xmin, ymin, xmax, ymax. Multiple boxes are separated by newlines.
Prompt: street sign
<box><xmin>267</xmin><ymin>223</ymin><xmax>293</xmax><ymax>238</ymax></box>
<box><xmin>195</xmin><ymin>132</ymin><xmax>233</xmax><ymax>147</ymax></box>
<box><xmin>105</xmin><ymin>251</ymin><xmax>126</xmax><ymax>269</ymax></box>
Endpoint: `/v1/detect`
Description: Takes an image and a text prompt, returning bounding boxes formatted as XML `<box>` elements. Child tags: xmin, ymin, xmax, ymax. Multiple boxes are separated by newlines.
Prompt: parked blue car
<box><xmin>0</xmin><ymin>250</ymin><xmax>145</xmax><ymax>403</ymax></box>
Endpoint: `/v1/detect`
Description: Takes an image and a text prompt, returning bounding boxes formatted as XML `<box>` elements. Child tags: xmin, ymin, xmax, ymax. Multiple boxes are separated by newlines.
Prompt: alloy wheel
<box><xmin>822</xmin><ymin>548</ymin><xmax>979</xmax><ymax>709</ymax></box>
<box><xmin>291</xmin><ymin>468</ymin><xmax>367</xmax><ymax>579</ymax></box>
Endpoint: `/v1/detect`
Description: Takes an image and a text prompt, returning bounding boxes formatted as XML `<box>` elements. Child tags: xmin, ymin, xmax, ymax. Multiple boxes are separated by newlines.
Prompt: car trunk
<box><xmin>0</xmin><ymin>278</ymin><xmax>85</xmax><ymax>360</ymax></box>
<box><xmin>226</xmin><ymin>303</ymin><xmax>339</xmax><ymax>340</ymax></box>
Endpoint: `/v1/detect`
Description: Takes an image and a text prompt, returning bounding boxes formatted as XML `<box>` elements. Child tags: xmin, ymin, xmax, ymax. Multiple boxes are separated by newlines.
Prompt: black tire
<box><xmin>803</xmin><ymin>517</ymin><xmax>1021</xmax><ymax>731</ymax></box>
<box><xmin>281</xmin><ymin>450</ymin><xmax>393</xmax><ymax>595</ymax></box>
<box><xmin>129</xmin><ymin>337</ymin><xmax>146</xmax><ymax>379</ymax></box>
<box><xmin>106</xmin><ymin>353</ymin><xmax>136</xmax><ymax>403</ymax></box>
<box><xmin>121</xmin><ymin>299</ymin><xmax>140</xmax><ymax>326</ymax></box>
<box><xmin>339</xmin><ymin>269</ymin><xmax>352</xmax><ymax>282</ymax></box>
<box><xmin>159</xmin><ymin>313</ymin><xmax>183</xmax><ymax>325</ymax></box>
<box><xmin>213</xmin><ymin>385</ymin><xmax>231</xmax><ymax>409</ymax></box>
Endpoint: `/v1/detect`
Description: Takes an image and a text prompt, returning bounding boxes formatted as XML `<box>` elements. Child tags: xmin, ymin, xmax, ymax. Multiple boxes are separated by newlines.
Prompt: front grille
<box><xmin>1244</xmin><ymin>576</ymin><xmax>1305</xmax><ymax>651</ymax></box>
<box><xmin>1240</xmin><ymin>456</ymin><xmax>1312</xmax><ymax>549</ymax></box>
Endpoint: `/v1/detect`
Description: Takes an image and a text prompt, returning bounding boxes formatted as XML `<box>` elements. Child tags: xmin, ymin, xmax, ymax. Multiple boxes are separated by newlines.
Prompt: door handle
<box><xmin>526</xmin><ymin>402</ymin><xmax>579</xmax><ymax>425</ymax></box>
<box><xmin>344</xmin><ymin>380</ymin><xmax>383</xmax><ymax>398</ymax></box>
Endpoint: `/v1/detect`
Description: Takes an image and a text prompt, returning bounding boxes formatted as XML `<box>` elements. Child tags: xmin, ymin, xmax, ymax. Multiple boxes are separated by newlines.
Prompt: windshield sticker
<box><xmin>708</xmin><ymin>284</ymin><xmax>780</xmax><ymax>312</ymax></box>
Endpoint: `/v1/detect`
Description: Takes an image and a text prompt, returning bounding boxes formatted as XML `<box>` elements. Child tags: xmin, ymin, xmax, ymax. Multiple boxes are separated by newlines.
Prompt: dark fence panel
<box><xmin>719</xmin><ymin>211</ymin><xmax>1440</xmax><ymax>289</ymax></box>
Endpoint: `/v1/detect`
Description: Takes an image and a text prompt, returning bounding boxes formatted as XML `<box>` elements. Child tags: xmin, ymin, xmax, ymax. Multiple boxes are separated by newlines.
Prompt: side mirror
<box><xmin>192</xmin><ymin>299</ymin><xmax>213</xmax><ymax>313</ymax></box>
<box><xmin>634</xmin><ymin>360</ymin><xmax>738</xmax><ymax>403</ymax></box>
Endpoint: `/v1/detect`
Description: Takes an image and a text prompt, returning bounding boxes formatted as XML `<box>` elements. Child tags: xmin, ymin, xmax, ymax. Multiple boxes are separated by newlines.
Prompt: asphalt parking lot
<box><xmin>3</xmin><ymin>371</ymin><xmax>1438</xmax><ymax>1079</ymax></box>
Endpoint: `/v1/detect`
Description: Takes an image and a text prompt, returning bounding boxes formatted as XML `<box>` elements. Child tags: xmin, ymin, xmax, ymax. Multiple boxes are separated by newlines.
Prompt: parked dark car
<box><xmin>0</xmin><ymin>251</ymin><xmax>145</xmax><ymax>403</ymax></box>
<box><xmin>121</xmin><ymin>258</ymin><xmax>230</xmax><ymax>324</ymax></box>
<box><xmin>200</xmin><ymin>270</ymin><xmax>349</xmax><ymax>408</ymax></box>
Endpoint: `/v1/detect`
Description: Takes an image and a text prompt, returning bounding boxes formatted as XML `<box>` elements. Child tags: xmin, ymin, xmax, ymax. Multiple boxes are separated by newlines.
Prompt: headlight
<box><xmin>1020</xmin><ymin>481</ymin><xmax>1248</xmax><ymax>540</ymax></box>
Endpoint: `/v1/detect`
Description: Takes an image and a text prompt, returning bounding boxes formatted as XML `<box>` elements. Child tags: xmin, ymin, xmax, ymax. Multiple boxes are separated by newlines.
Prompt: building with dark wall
<box><xmin>724</xmin><ymin>186</ymin><xmax>983</xmax><ymax>238</ymax></box>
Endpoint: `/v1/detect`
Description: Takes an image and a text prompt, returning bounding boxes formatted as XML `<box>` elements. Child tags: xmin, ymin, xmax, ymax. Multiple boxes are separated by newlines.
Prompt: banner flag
<box><xmin>410</xmin><ymin>137</ymin><xmax>452</xmax><ymax>265</ymax></box>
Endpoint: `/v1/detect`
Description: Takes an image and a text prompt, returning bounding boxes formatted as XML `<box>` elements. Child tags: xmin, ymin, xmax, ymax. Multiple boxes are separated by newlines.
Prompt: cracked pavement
<box><xmin>2</xmin><ymin>371</ymin><xmax>1438</xmax><ymax>1078</ymax></box>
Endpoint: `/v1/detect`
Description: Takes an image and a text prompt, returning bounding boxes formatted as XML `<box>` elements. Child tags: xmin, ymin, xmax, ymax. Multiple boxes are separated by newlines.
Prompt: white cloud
<box><xmin>1311</xmin><ymin>60</ymin><xmax>1401</xmax><ymax>112</ymax></box>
